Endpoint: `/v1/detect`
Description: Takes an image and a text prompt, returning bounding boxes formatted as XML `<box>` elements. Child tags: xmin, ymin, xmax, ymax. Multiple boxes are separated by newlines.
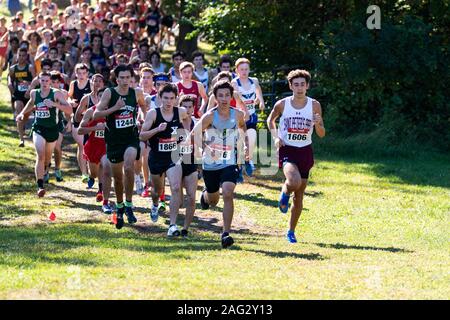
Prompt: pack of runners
<box><xmin>6</xmin><ymin>1</ymin><xmax>326</xmax><ymax>247</ymax></box>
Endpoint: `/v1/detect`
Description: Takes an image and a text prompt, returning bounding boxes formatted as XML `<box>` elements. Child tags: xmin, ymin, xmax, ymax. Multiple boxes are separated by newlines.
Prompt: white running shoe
<box><xmin>167</xmin><ymin>224</ymin><xmax>180</xmax><ymax>237</ymax></box>
<box><xmin>150</xmin><ymin>204</ymin><xmax>159</xmax><ymax>222</ymax></box>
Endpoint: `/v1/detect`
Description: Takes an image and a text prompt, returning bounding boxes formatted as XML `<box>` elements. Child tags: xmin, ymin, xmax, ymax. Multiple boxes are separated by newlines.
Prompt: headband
<box><xmin>153</xmin><ymin>75</ymin><xmax>169</xmax><ymax>82</ymax></box>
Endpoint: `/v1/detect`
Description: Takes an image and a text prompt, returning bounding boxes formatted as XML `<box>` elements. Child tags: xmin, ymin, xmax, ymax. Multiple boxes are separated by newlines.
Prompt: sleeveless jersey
<box><xmin>203</xmin><ymin>108</ymin><xmax>238</xmax><ymax>170</ymax></box>
<box><xmin>194</xmin><ymin>68</ymin><xmax>209</xmax><ymax>92</ymax></box>
<box><xmin>86</xmin><ymin>106</ymin><xmax>106</xmax><ymax>143</ymax></box>
<box><xmin>12</xmin><ymin>64</ymin><xmax>33</xmax><ymax>93</ymax></box>
<box><xmin>34</xmin><ymin>89</ymin><xmax>59</xmax><ymax>128</ymax></box>
<box><xmin>278</xmin><ymin>96</ymin><xmax>314</xmax><ymax>148</ymax></box>
<box><xmin>177</xmin><ymin>81</ymin><xmax>201</xmax><ymax>118</ymax></box>
<box><xmin>149</xmin><ymin>107</ymin><xmax>183</xmax><ymax>156</ymax></box>
<box><xmin>105</xmin><ymin>87</ymin><xmax>139</xmax><ymax>144</ymax></box>
<box><xmin>170</xmin><ymin>67</ymin><xmax>181</xmax><ymax>83</ymax></box>
<box><xmin>179</xmin><ymin>117</ymin><xmax>196</xmax><ymax>165</ymax></box>
<box><xmin>236</xmin><ymin>78</ymin><xmax>257</xmax><ymax>116</ymax></box>
<box><xmin>72</xmin><ymin>80</ymin><xmax>91</xmax><ymax>113</ymax></box>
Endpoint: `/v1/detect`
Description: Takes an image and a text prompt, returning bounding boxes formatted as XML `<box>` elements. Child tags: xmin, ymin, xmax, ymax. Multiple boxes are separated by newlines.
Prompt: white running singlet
<box><xmin>236</xmin><ymin>78</ymin><xmax>257</xmax><ymax>116</ymax></box>
<box><xmin>278</xmin><ymin>96</ymin><xmax>314</xmax><ymax>148</ymax></box>
<box><xmin>194</xmin><ymin>68</ymin><xmax>209</xmax><ymax>92</ymax></box>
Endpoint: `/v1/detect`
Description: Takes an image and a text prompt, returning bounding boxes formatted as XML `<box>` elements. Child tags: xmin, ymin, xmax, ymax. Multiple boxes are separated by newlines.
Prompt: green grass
<box><xmin>0</xmin><ymin>77</ymin><xmax>449</xmax><ymax>299</ymax></box>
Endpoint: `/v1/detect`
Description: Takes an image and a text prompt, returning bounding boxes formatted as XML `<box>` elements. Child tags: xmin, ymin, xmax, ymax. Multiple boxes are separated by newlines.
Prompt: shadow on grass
<box><xmin>308</xmin><ymin>242</ymin><xmax>413</xmax><ymax>253</ymax></box>
<box><xmin>245</xmin><ymin>249</ymin><xmax>325</xmax><ymax>260</ymax></box>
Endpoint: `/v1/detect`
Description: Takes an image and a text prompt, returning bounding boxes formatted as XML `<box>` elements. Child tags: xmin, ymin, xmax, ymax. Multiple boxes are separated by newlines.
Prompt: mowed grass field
<box><xmin>0</xmin><ymin>77</ymin><xmax>449</xmax><ymax>299</ymax></box>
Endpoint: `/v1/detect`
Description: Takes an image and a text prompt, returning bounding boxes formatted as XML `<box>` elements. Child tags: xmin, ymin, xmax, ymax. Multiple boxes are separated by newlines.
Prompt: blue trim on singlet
<box><xmin>237</xmin><ymin>78</ymin><xmax>257</xmax><ymax>127</ymax></box>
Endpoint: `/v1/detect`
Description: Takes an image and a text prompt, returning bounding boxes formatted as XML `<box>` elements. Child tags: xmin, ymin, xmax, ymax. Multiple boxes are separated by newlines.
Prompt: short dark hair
<box><xmin>191</xmin><ymin>50</ymin><xmax>204</xmax><ymax>60</ymax></box>
<box><xmin>213</xmin><ymin>80</ymin><xmax>234</xmax><ymax>97</ymax></box>
<box><xmin>179</xmin><ymin>95</ymin><xmax>196</xmax><ymax>107</ymax></box>
<box><xmin>287</xmin><ymin>69</ymin><xmax>311</xmax><ymax>85</ymax></box>
<box><xmin>219</xmin><ymin>54</ymin><xmax>232</xmax><ymax>66</ymax></box>
<box><xmin>172</xmin><ymin>50</ymin><xmax>186</xmax><ymax>60</ymax></box>
<box><xmin>41</xmin><ymin>59</ymin><xmax>53</xmax><ymax>68</ymax></box>
<box><xmin>50</xmin><ymin>71</ymin><xmax>63</xmax><ymax>81</ymax></box>
<box><xmin>149</xmin><ymin>51</ymin><xmax>160</xmax><ymax>60</ymax></box>
<box><xmin>39</xmin><ymin>71</ymin><xmax>51</xmax><ymax>79</ymax></box>
<box><xmin>82</xmin><ymin>46</ymin><xmax>92</xmax><ymax>54</ymax></box>
<box><xmin>114</xmin><ymin>63</ymin><xmax>134</xmax><ymax>78</ymax></box>
<box><xmin>158</xmin><ymin>83</ymin><xmax>178</xmax><ymax>98</ymax></box>
<box><xmin>18</xmin><ymin>47</ymin><xmax>28</xmax><ymax>54</ymax></box>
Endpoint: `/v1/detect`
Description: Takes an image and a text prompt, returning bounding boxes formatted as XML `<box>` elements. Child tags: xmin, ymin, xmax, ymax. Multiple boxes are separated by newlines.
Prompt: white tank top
<box><xmin>170</xmin><ymin>68</ymin><xmax>181</xmax><ymax>83</ymax></box>
<box><xmin>194</xmin><ymin>68</ymin><xmax>209</xmax><ymax>92</ymax></box>
<box><xmin>278</xmin><ymin>96</ymin><xmax>314</xmax><ymax>148</ymax></box>
<box><xmin>236</xmin><ymin>78</ymin><xmax>256</xmax><ymax>115</ymax></box>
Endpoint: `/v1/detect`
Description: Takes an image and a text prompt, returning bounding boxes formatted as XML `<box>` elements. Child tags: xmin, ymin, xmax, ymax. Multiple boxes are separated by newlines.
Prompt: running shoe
<box><xmin>181</xmin><ymin>229</ymin><xmax>189</xmax><ymax>238</ymax></box>
<box><xmin>149</xmin><ymin>204</ymin><xmax>159</xmax><ymax>222</ymax></box>
<box><xmin>221</xmin><ymin>232</ymin><xmax>234</xmax><ymax>249</ymax></box>
<box><xmin>87</xmin><ymin>177</ymin><xmax>95</xmax><ymax>189</ymax></box>
<box><xmin>96</xmin><ymin>191</ymin><xmax>103</xmax><ymax>202</ymax></box>
<box><xmin>141</xmin><ymin>186</ymin><xmax>150</xmax><ymax>198</ymax></box>
<box><xmin>200</xmin><ymin>190</ymin><xmax>209</xmax><ymax>210</ymax></box>
<box><xmin>167</xmin><ymin>224</ymin><xmax>180</xmax><ymax>237</ymax></box>
<box><xmin>157</xmin><ymin>201</ymin><xmax>166</xmax><ymax>213</ymax></box>
<box><xmin>244</xmin><ymin>161</ymin><xmax>254</xmax><ymax>177</ymax></box>
<box><xmin>116</xmin><ymin>207</ymin><xmax>125</xmax><ymax>229</ymax></box>
<box><xmin>125</xmin><ymin>206</ymin><xmax>137</xmax><ymax>224</ymax></box>
<box><xmin>102</xmin><ymin>203</ymin><xmax>113</xmax><ymax>215</ymax></box>
<box><xmin>18</xmin><ymin>140</ymin><xmax>25</xmax><ymax>148</ymax></box>
<box><xmin>278</xmin><ymin>191</ymin><xmax>290</xmax><ymax>214</ymax></box>
<box><xmin>43</xmin><ymin>173</ymin><xmax>49</xmax><ymax>184</ymax></box>
<box><xmin>37</xmin><ymin>188</ymin><xmax>45</xmax><ymax>198</ymax></box>
<box><xmin>55</xmin><ymin>169</ymin><xmax>63</xmax><ymax>182</ymax></box>
<box><xmin>286</xmin><ymin>230</ymin><xmax>297</xmax><ymax>243</ymax></box>
<box><xmin>81</xmin><ymin>174</ymin><xmax>89</xmax><ymax>183</ymax></box>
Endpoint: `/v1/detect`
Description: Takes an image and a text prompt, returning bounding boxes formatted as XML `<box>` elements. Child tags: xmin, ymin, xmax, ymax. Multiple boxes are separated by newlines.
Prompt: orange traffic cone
<box><xmin>49</xmin><ymin>211</ymin><xmax>56</xmax><ymax>221</ymax></box>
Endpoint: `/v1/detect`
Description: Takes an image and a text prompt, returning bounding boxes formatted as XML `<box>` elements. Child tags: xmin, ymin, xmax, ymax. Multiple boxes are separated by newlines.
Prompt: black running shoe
<box><xmin>181</xmin><ymin>229</ymin><xmax>188</xmax><ymax>237</ymax></box>
<box><xmin>200</xmin><ymin>190</ymin><xmax>209</xmax><ymax>210</ymax></box>
<box><xmin>125</xmin><ymin>206</ymin><xmax>137</xmax><ymax>224</ymax></box>
<box><xmin>116</xmin><ymin>207</ymin><xmax>125</xmax><ymax>229</ymax></box>
<box><xmin>221</xmin><ymin>232</ymin><xmax>234</xmax><ymax>249</ymax></box>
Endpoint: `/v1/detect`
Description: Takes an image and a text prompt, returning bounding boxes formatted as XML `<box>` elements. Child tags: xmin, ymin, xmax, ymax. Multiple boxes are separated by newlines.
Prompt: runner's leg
<box><xmin>165</xmin><ymin>164</ymin><xmax>182</xmax><ymax>225</ymax></box>
<box><xmin>182</xmin><ymin>171</ymin><xmax>198</xmax><ymax>230</ymax></box>
<box><xmin>290</xmin><ymin>179</ymin><xmax>308</xmax><ymax>232</ymax></box>
<box><xmin>221</xmin><ymin>181</ymin><xmax>236</xmax><ymax>233</ymax></box>
<box><xmin>71</xmin><ymin>125</ymin><xmax>88</xmax><ymax>176</ymax></box>
<box><xmin>123</xmin><ymin>146</ymin><xmax>138</xmax><ymax>203</ymax></box>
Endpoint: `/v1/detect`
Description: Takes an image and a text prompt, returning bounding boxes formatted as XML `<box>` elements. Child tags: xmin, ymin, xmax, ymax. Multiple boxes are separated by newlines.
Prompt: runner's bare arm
<box><xmin>139</xmin><ymin>109</ymin><xmax>164</xmax><ymax>141</ymax></box>
<box><xmin>78</xmin><ymin>108</ymin><xmax>98</xmax><ymax>135</ymax></box>
<box><xmin>92</xmin><ymin>89</ymin><xmax>123</xmax><ymax>119</ymax></box>
<box><xmin>198</xmin><ymin>82</ymin><xmax>208</xmax><ymax>117</ymax></box>
<box><xmin>7</xmin><ymin>67</ymin><xmax>14</xmax><ymax>94</ymax></box>
<box><xmin>253</xmin><ymin>78</ymin><xmax>265</xmax><ymax>111</ymax></box>
<box><xmin>29</xmin><ymin>64</ymin><xmax>36</xmax><ymax>79</ymax></box>
<box><xmin>187</xmin><ymin>111</ymin><xmax>214</xmax><ymax>150</ymax></box>
<box><xmin>267</xmin><ymin>100</ymin><xmax>285</xmax><ymax>149</ymax></box>
<box><xmin>25</xmin><ymin>77</ymin><xmax>39</xmax><ymax>99</ymax></box>
<box><xmin>312</xmin><ymin>100</ymin><xmax>326</xmax><ymax>138</ymax></box>
<box><xmin>74</xmin><ymin>94</ymin><xmax>89</xmax><ymax>123</ymax></box>
<box><xmin>16</xmin><ymin>90</ymin><xmax>36</xmax><ymax>121</ymax></box>
<box><xmin>237</xmin><ymin>110</ymin><xmax>250</xmax><ymax>161</ymax></box>
<box><xmin>207</xmin><ymin>94</ymin><xmax>216</xmax><ymax>112</ymax></box>
<box><xmin>135</xmin><ymin>87</ymin><xmax>148</xmax><ymax>116</ymax></box>
<box><xmin>53</xmin><ymin>91</ymin><xmax>72</xmax><ymax>115</ymax></box>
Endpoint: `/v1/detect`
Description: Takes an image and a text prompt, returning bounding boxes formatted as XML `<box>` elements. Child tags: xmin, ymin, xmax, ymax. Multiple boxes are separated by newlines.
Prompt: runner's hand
<box><xmin>158</xmin><ymin>122</ymin><xmax>167</xmax><ymax>132</ymax></box>
<box><xmin>274</xmin><ymin>138</ymin><xmax>284</xmax><ymax>150</ymax></box>
<box><xmin>96</xmin><ymin>122</ymin><xmax>106</xmax><ymax>130</ymax></box>
<box><xmin>112</xmin><ymin>98</ymin><xmax>125</xmax><ymax>111</ymax></box>
<box><xmin>44</xmin><ymin>99</ymin><xmax>55</xmax><ymax>108</ymax></box>
<box><xmin>313</xmin><ymin>113</ymin><xmax>322</xmax><ymax>125</ymax></box>
<box><xmin>16</xmin><ymin>113</ymin><xmax>24</xmax><ymax>122</ymax></box>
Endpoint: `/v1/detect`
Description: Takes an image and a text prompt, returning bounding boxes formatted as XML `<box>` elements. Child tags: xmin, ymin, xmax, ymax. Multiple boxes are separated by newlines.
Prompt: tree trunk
<box><xmin>176</xmin><ymin>0</ymin><xmax>198</xmax><ymax>59</ymax></box>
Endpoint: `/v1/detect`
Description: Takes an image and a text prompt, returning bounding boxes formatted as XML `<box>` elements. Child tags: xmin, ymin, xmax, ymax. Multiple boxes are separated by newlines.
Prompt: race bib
<box><xmin>245</xmin><ymin>99</ymin><xmax>256</xmax><ymax>114</ymax></box>
<box><xmin>211</xmin><ymin>144</ymin><xmax>232</xmax><ymax>161</ymax></box>
<box><xmin>95</xmin><ymin>130</ymin><xmax>105</xmax><ymax>138</ymax></box>
<box><xmin>115</xmin><ymin>113</ymin><xmax>134</xmax><ymax>129</ymax></box>
<box><xmin>179</xmin><ymin>143</ymin><xmax>193</xmax><ymax>155</ymax></box>
<box><xmin>158</xmin><ymin>138</ymin><xmax>177</xmax><ymax>152</ymax></box>
<box><xmin>287</xmin><ymin>128</ymin><xmax>309</xmax><ymax>142</ymax></box>
<box><xmin>147</xmin><ymin>19</ymin><xmax>157</xmax><ymax>26</ymax></box>
<box><xmin>36</xmin><ymin>108</ymin><xmax>50</xmax><ymax>119</ymax></box>
<box><xmin>18</xmin><ymin>82</ymin><xmax>29</xmax><ymax>92</ymax></box>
